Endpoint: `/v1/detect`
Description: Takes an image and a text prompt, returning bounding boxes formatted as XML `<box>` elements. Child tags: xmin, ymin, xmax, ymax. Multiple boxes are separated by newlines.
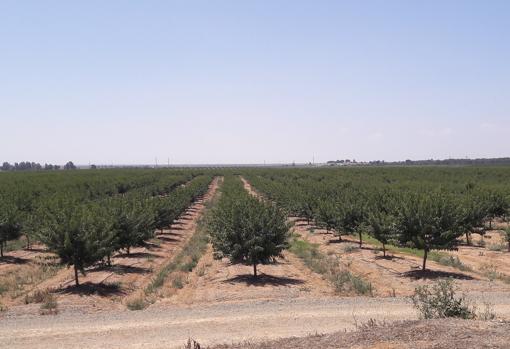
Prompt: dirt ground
<box><xmin>292</xmin><ymin>221</ymin><xmax>510</xmax><ymax>297</ymax></box>
<box><xmin>211</xmin><ymin>318</ymin><xmax>510</xmax><ymax>349</ymax></box>
<box><xmin>0</xmin><ymin>297</ymin><xmax>417</xmax><ymax>349</ymax></box>
<box><xmin>162</xmin><ymin>245</ymin><xmax>334</xmax><ymax>306</ymax></box>
<box><xmin>1</xmin><ymin>177</ymin><xmax>220</xmax><ymax>313</ymax></box>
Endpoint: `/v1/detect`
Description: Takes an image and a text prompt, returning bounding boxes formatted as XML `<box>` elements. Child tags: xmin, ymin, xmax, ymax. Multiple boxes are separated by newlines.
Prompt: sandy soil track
<box><xmin>0</xmin><ymin>297</ymin><xmax>415</xmax><ymax>349</ymax></box>
<box><xmin>3</xmin><ymin>294</ymin><xmax>510</xmax><ymax>349</ymax></box>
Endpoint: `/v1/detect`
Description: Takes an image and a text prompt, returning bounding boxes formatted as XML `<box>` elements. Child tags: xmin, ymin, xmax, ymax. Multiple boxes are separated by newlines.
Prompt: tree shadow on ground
<box><xmin>402</xmin><ymin>269</ymin><xmax>474</xmax><ymax>280</ymax></box>
<box><xmin>161</xmin><ymin>231</ymin><xmax>183</xmax><ymax>237</ymax></box>
<box><xmin>115</xmin><ymin>252</ymin><xmax>158</xmax><ymax>259</ymax></box>
<box><xmin>375</xmin><ymin>254</ymin><xmax>406</xmax><ymax>261</ymax></box>
<box><xmin>58</xmin><ymin>282</ymin><xmax>125</xmax><ymax>297</ymax></box>
<box><xmin>328</xmin><ymin>238</ymin><xmax>349</xmax><ymax>244</ymax></box>
<box><xmin>224</xmin><ymin>273</ymin><xmax>305</xmax><ymax>287</ymax></box>
<box><xmin>110</xmin><ymin>264</ymin><xmax>151</xmax><ymax>275</ymax></box>
<box><xmin>0</xmin><ymin>255</ymin><xmax>29</xmax><ymax>265</ymax></box>
<box><xmin>144</xmin><ymin>242</ymin><xmax>163</xmax><ymax>251</ymax></box>
<box><xmin>88</xmin><ymin>264</ymin><xmax>151</xmax><ymax>275</ymax></box>
<box><xmin>156</xmin><ymin>235</ymin><xmax>181</xmax><ymax>243</ymax></box>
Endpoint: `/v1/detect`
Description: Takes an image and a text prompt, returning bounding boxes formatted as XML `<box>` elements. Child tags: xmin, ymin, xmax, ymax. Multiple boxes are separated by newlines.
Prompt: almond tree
<box><xmin>39</xmin><ymin>197</ymin><xmax>108</xmax><ymax>286</ymax></box>
<box><xmin>504</xmin><ymin>227</ymin><xmax>510</xmax><ymax>252</ymax></box>
<box><xmin>368</xmin><ymin>211</ymin><xmax>396</xmax><ymax>257</ymax></box>
<box><xmin>397</xmin><ymin>192</ymin><xmax>462</xmax><ymax>271</ymax></box>
<box><xmin>110</xmin><ymin>197</ymin><xmax>155</xmax><ymax>255</ymax></box>
<box><xmin>210</xmin><ymin>179</ymin><xmax>290</xmax><ymax>277</ymax></box>
<box><xmin>0</xmin><ymin>197</ymin><xmax>21</xmax><ymax>257</ymax></box>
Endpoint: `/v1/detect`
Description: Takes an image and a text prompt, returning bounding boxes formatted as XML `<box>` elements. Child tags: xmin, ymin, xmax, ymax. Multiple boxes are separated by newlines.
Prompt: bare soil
<box><xmin>211</xmin><ymin>318</ymin><xmax>510</xmax><ymax>349</ymax></box>
<box><xmin>162</xmin><ymin>245</ymin><xmax>334</xmax><ymax>305</ymax></box>
<box><xmin>0</xmin><ymin>297</ymin><xmax>418</xmax><ymax>349</ymax></box>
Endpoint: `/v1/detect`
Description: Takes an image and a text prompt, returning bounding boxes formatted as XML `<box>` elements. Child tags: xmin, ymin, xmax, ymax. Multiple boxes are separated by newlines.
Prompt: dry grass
<box><xmin>210</xmin><ymin>319</ymin><xmax>510</xmax><ymax>349</ymax></box>
<box><xmin>0</xmin><ymin>256</ymin><xmax>60</xmax><ymax>300</ymax></box>
<box><xmin>289</xmin><ymin>238</ymin><xmax>373</xmax><ymax>295</ymax></box>
<box><xmin>38</xmin><ymin>292</ymin><xmax>58</xmax><ymax>315</ymax></box>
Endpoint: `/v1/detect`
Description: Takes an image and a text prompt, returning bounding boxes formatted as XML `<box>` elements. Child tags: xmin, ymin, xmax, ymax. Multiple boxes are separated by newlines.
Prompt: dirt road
<box><xmin>4</xmin><ymin>294</ymin><xmax>510</xmax><ymax>349</ymax></box>
<box><xmin>1</xmin><ymin>297</ymin><xmax>413</xmax><ymax>349</ymax></box>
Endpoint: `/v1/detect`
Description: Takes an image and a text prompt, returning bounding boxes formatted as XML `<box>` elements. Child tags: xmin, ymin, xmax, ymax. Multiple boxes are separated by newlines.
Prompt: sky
<box><xmin>1</xmin><ymin>1</ymin><xmax>509</xmax><ymax>165</ymax></box>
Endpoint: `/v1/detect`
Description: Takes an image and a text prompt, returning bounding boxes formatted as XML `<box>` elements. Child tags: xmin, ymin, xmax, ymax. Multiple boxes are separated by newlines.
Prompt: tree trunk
<box><xmin>422</xmin><ymin>248</ymin><xmax>428</xmax><ymax>271</ymax></box>
<box><xmin>26</xmin><ymin>235</ymin><xmax>31</xmax><ymax>250</ymax></box>
<box><xmin>383</xmin><ymin>243</ymin><xmax>386</xmax><ymax>257</ymax></box>
<box><xmin>107</xmin><ymin>254</ymin><xmax>111</xmax><ymax>266</ymax></box>
<box><xmin>253</xmin><ymin>262</ymin><xmax>257</xmax><ymax>277</ymax></box>
<box><xmin>127</xmin><ymin>246</ymin><xmax>130</xmax><ymax>255</ymax></box>
<box><xmin>358</xmin><ymin>231</ymin><xmax>363</xmax><ymax>248</ymax></box>
<box><xmin>465</xmin><ymin>232</ymin><xmax>471</xmax><ymax>246</ymax></box>
<box><xmin>0</xmin><ymin>243</ymin><xmax>3</xmax><ymax>258</ymax></box>
<box><xmin>74</xmin><ymin>264</ymin><xmax>80</xmax><ymax>286</ymax></box>
<box><xmin>508</xmin><ymin>241</ymin><xmax>510</xmax><ymax>253</ymax></box>
<box><xmin>489</xmin><ymin>219</ymin><xmax>492</xmax><ymax>230</ymax></box>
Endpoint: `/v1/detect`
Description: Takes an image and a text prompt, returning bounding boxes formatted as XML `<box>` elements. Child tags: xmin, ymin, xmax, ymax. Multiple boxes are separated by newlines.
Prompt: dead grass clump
<box><xmin>436</xmin><ymin>255</ymin><xmax>472</xmax><ymax>272</ymax></box>
<box><xmin>184</xmin><ymin>338</ymin><xmax>202</xmax><ymax>349</ymax></box>
<box><xmin>479</xmin><ymin>263</ymin><xmax>510</xmax><ymax>283</ymax></box>
<box><xmin>126</xmin><ymin>296</ymin><xmax>148</xmax><ymax>311</ymax></box>
<box><xmin>0</xmin><ymin>257</ymin><xmax>60</xmax><ymax>300</ymax></box>
<box><xmin>342</xmin><ymin>244</ymin><xmax>360</xmax><ymax>253</ymax></box>
<box><xmin>25</xmin><ymin>288</ymin><xmax>52</xmax><ymax>304</ymax></box>
<box><xmin>171</xmin><ymin>275</ymin><xmax>185</xmax><ymax>289</ymax></box>
<box><xmin>39</xmin><ymin>293</ymin><xmax>58</xmax><ymax>315</ymax></box>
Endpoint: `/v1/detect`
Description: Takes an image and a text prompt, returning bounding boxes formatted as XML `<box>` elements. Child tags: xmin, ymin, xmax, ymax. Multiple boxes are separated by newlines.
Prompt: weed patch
<box><xmin>126</xmin><ymin>296</ymin><xmax>147</xmax><ymax>311</ymax></box>
<box><xmin>289</xmin><ymin>238</ymin><xmax>373</xmax><ymax>295</ymax></box>
<box><xmin>39</xmin><ymin>293</ymin><xmax>58</xmax><ymax>315</ymax></box>
<box><xmin>412</xmin><ymin>279</ymin><xmax>475</xmax><ymax>319</ymax></box>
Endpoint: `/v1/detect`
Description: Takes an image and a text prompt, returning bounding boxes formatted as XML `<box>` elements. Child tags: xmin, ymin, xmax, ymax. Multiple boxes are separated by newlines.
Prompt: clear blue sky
<box><xmin>1</xmin><ymin>1</ymin><xmax>509</xmax><ymax>165</ymax></box>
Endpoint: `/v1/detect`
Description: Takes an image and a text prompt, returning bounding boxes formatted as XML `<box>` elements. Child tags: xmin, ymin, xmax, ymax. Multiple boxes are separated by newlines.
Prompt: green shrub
<box><xmin>290</xmin><ymin>238</ymin><xmax>373</xmax><ymax>295</ymax></box>
<box><xmin>411</xmin><ymin>279</ymin><xmax>475</xmax><ymax>319</ymax></box>
<box><xmin>436</xmin><ymin>255</ymin><xmax>472</xmax><ymax>272</ymax></box>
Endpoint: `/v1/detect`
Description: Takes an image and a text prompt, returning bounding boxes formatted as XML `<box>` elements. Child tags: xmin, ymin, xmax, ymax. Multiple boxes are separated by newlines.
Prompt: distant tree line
<box><xmin>1</xmin><ymin>161</ymin><xmax>77</xmax><ymax>171</ymax></box>
<box><xmin>368</xmin><ymin>157</ymin><xmax>510</xmax><ymax>166</ymax></box>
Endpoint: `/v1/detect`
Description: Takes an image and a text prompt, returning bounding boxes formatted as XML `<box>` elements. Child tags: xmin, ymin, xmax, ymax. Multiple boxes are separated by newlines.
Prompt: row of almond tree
<box><xmin>243</xmin><ymin>167</ymin><xmax>510</xmax><ymax>270</ymax></box>
<box><xmin>208</xmin><ymin>176</ymin><xmax>290</xmax><ymax>277</ymax></box>
<box><xmin>0</xmin><ymin>169</ymin><xmax>212</xmax><ymax>285</ymax></box>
